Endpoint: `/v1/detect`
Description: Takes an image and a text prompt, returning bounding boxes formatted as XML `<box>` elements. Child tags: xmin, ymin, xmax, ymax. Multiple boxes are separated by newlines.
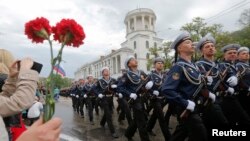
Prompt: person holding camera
<box><xmin>0</xmin><ymin>49</ymin><xmax>62</xmax><ymax>141</ymax></box>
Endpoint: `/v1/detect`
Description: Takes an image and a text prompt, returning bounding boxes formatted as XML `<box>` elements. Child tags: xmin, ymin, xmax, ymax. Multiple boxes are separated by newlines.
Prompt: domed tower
<box><xmin>124</xmin><ymin>8</ymin><xmax>156</xmax><ymax>38</ymax></box>
<box><xmin>121</xmin><ymin>8</ymin><xmax>163</xmax><ymax>72</ymax></box>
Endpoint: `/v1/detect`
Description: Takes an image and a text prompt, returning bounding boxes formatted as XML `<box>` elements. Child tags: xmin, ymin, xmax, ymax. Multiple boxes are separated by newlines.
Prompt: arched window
<box><xmin>134</xmin><ymin>53</ymin><xmax>137</xmax><ymax>59</ymax></box>
<box><xmin>134</xmin><ymin>41</ymin><xmax>136</xmax><ymax>49</ymax></box>
<box><xmin>146</xmin><ymin>41</ymin><xmax>149</xmax><ymax>48</ymax></box>
<box><xmin>146</xmin><ymin>53</ymin><xmax>150</xmax><ymax>59</ymax></box>
<box><xmin>154</xmin><ymin>42</ymin><xmax>157</xmax><ymax>48</ymax></box>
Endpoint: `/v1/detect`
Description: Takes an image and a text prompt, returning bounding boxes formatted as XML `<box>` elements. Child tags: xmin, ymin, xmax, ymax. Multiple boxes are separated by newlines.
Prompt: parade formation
<box><xmin>69</xmin><ymin>32</ymin><xmax>250</xmax><ymax>141</ymax></box>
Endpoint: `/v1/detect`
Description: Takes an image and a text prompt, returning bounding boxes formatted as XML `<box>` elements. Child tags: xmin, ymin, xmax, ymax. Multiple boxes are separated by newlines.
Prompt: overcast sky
<box><xmin>0</xmin><ymin>0</ymin><xmax>249</xmax><ymax>78</ymax></box>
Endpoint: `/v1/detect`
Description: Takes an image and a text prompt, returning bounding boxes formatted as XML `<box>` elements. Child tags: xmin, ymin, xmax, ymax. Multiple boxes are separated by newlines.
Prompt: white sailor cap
<box><xmin>170</xmin><ymin>32</ymin><xmax>192</xmax><ymax>50</ymax></box>
<box><xmin>101</xmin><ymin>67</ymin><xmax>109</xmax><ymax>74</ymax></box>
<box><xmin>221</xmin><ymin>44</ymin><xmax>240</xmax><ymax>53</ymax></box>
<box><xmin>196</xmin><ymin>33</ymin><xmax>216</xmax><ymax>51</ymax></box>
<box><xmin>124</xmin><ymin>55</ymin><xmax>135</xmax><ymax>69</ymax></box>
<box><xmin>153</xmin><ymin>57</ymin><xmax>165</xmax><ymax>64</ymax></box>
<box><xmin>86</xmin><ymin>74</ymin><xmax>94</xmax><ymax>79</ymax></box>
<box><xmin>237</xmin><ymin>47</ymin><xmax>249</xmax><ymax>54</ymax></box>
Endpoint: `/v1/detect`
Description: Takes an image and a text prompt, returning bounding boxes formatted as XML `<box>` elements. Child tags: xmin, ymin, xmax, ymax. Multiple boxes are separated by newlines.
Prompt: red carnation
<box><xmin>52</xmin><ymin>19</ymin><xmax>85</xmax><ymax>47</ymax></box>
<box><xmin>24</xmin><ymin>17</ymin><xmax>52</xmax><ymax>43</ymax></box>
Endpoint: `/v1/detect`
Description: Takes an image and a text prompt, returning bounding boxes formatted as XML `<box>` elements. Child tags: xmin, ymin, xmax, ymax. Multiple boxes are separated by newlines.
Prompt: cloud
<box><xmin>0</xmin><ymin>0</ymin><xmax>247</xmax><ymax>78</ymax></box>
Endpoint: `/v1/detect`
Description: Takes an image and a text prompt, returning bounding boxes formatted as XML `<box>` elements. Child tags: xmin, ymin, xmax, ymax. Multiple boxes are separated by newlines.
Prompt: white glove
<box><xmin>98</xmin><ymin>94</ymin><xmax>104</xmax><ymax>99</ymax></box>
<box><xmin>248</xmin><ymin>87</ymin><xmax>250</xmax><ymax>92</ymax></box>
<box><xmin>76</xmin><ymin>95</ymin><xmax>79</xmax><ymax>98</ymax></box>
<box><xmin>208</xmin><ymin>92</ymin><xmax>216</xmax><ymax>103</ymax></box>
<box><xmin>226</xmin><ymin>87</ymin><xmax>235</xmax><ymax>95</ymax></box>
<box><xmin>153</xmin><ymin>90</ymin><xmax>159</xmax><ymax>96</ymax></box>
<box><xmin>206</xmin><ymin>76</ymin><xmax>213</xmax><ymax>86</ymax></box>
<box><xmin>72</xmin><ymin>94</ymin><xmax>75</xmax><ymax>97</ymax></box>
<box><xmin>145</xmin><ymin>81</ymin><xmax>153</xmax><ymax>90</ymax></box>
<box><xmin>84</xmin><ymin>95</ymin><xmax>87</xmax><ymax>98</ymax></box>
<box><xmin>186</xmin><ymin>100</ymin><xmax>195</xmax><ymax>112</ymax></box>
<box><xmin>70</xmin><ymin>94</ymin><xmax>73</xmax><ymax>96</ymax></box>
<box><xmin>118</xmin><ymin>93</ymin><xmax>123</xmax><ymax>98</ymax></box>
<box><xmin>130</xmin><ymin>93</ymin><xmax>137</xmax><ymax>100</ymax></box>
<box><xmin>111</xmin><ymin>84</ymin><xmax>117</xmax><ymax>89</ymax></box>
<box><xmin>227</xmin><ymin>76</ymin><xmax>238</xmax><ymax>87</ymax></box>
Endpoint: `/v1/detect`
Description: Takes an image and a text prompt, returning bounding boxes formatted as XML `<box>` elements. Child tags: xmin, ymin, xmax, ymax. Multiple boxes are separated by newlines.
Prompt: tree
<box><xmin>181</xmin><ymin>17</ymin><xmax>224</xmax><ymax>41</ymax></box>
<box><xmin>40</xmin><ymin>74</ymin><xmax>72</xmax><ymax>89</ymax></box>
<box><xmin>147</xmin><ymin>41</ymin><xmax>174</xmax><ymax>70</ymax></box>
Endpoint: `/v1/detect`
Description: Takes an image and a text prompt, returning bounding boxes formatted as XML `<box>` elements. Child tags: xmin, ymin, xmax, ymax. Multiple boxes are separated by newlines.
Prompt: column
<box><xmin>149</xmin><ymin>16</ymin><xmax>152</xmax><ymax>30</ymax></box>
<box><xmin>115</xmin><ymin>56</ymin><xmax>118</xmax><ymax>74</ymax></box>
<box><xmin>128</xmin><ymin>20</ymin><xmax>131</xmax><ymax>33</ymax></box>
<box><xmin>142</xmin><ymin>15</ymin><xmax>145</xmax><ymax>30</ymax></box>
<box><xmin>134</xmin><ymin>16</ymin><xmax>136</xmax><ymax>31</ymax></box>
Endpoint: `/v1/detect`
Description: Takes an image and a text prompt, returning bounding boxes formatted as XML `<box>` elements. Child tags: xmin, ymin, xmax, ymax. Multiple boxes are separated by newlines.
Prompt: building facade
<box><xmin>74</xmin><ymin>8</ymin><xmax>163</xmax><ymax>80</ymax></box>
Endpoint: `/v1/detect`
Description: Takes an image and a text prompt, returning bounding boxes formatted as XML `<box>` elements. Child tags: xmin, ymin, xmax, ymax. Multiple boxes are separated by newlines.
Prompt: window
<box><xmin>146</xmin><ymin>41</ymin><xmax>149</xmax><ymax>48</ymax></box>
<box><xmin>146</xmin><ymin>53</ymin><xmax>150</xmax><ymax>59</ymax></box>
<box><xmin>154</xmin><ymin>42</ymin><xmax>157</xmax><ymax>48</ymax></box>
<box><xmin>134</xmin><ymin>41</ymin><xmax>136</xmax><ymax>49</ymax></box>
<box><xmin>134</xmin><ymin>53</ymin><xmax>137</xmax><ymax>59</ymax></box>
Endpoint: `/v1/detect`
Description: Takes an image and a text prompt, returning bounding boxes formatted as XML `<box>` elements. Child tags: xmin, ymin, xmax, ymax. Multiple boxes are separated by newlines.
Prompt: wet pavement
<box><xmin>55</xmin><ymin>97</ymin><xmax>177</xmax><ymax>141</ymax></box>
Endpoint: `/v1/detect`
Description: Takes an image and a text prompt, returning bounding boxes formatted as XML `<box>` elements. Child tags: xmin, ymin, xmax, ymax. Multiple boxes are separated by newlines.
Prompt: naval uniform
<box><xmin>94</xmin><ymin>77</ymin><xmax>117</xmax><ymax>134</ymax></box>
<box><xmin>83</xmin><ymin>83</ymin><xmax>98</xmax><ymax>123</ymax></box>
<box><xmin>219</xmin><ymin>60</ymin><xmax>250</xmax><ymax>128</ymax></box>
<box><xmin>236</xmin><ymin>61</ymin><xmax>250</xmax><ymax>116</ymax></box>
<box><xmin>117</xmin><ymin>69</ymin><xmax>150</xmax><ymax>141</ymax></box>
<box><xmin>162</xmin><ymin>58</ymin><xmax>208</xmax><ymax>141</ymax></box>
<box><xmin>146</xmin><ymin>70</ymin><xmax>171</xmax><ymax>141</ymax></box>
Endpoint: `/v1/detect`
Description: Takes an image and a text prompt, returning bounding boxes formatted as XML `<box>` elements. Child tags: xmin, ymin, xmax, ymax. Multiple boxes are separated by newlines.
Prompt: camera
<box><xmin>17</xmin><ymin>61</ymin><xmax>43</xmax><ymax>74</ymax></box>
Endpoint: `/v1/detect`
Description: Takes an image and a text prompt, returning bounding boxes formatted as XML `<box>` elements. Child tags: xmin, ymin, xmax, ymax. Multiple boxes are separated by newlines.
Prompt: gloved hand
<box><xmin>130</xmin><ymin>93</ymin><xmax>137</xmax><ymax>100</ymax></box>
<box><xmin>76</xmin><ymin>95</ymin><xmax>79</xmax><ymax>98</ymax></box>
<box><xmin>153</xmin><ymin>90</ymin><xmax>159</xmax><ymax>96</ymax></box>
<box><xmin>118</xmin><ymin>93</ymin><xmax>123</xmax><ymax>98</ymax></box>
<box><xmin>145</xmin><ymin>81</ymin><xmax>153</xmax><ymax>90</ymax></box>
<box><xmin>248</xmin><ymin>87</ymin><xmax>250</xmax><ymax>92</ymax></box>
<box><xmin>98</xmin><ymin>94</ymin><xmax>104</xmax><ymax>99</ymax></box>
<box><xmin>111</xmin><ymin>84</ymin><xmax>117</xmax><ymax>89</ymax></box>
<box><xmin>186</xmin><ymin>100</ymin><xmax>195</xmax><ymax>112</ymax></box>
<box><xmin>208</xmin><ymin>92</ymin><xmax>216</xmax><ymax>103</ymax></box>
<box><xmin>206</xmin><ymin>76</ymin><xmax>213</xmax><ymax>86</ymax></box>
<box><xmin>226</xmin><ymin>87</ymin><xmax>235</xmax><ymax>95</ymax></box>
<box><xmin>227</xmin><ymin>76</ymin><xmax>238</xmax><ymax>87</ymax></box>
<box><xmin>70</xmin><ymin>94</ymin><xmax>73</xmax><ymax>96</ymax></box>
<box><xmin>84</xmin><ymin>95</ymin><xmax>87</xmax><ymax>98</ymax></box>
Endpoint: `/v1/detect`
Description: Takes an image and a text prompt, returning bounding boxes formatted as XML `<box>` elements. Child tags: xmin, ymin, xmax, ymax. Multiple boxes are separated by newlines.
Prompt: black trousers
<box><xmin>220</xmin><ymin>96</ymin><xmax>250</xmax><ymax>128</ymax></box>
<box><xmin>238</xmin><ymin>91</ymin><xmax>250</xmax><ymax>116</ymax></box>
<box><xmin>147</xmin><ymin>98</ymin><xmax>171</xmax><ymax>141</ymax></box>
<box><xmin>86</xmin><ymin>97</ymin><xmax>98</xmax><ymax>122</ymax></box>
<box><xmin>125</xmin><ymin>98</ymin><xmax>150</xmax><ymax>141</ymax></box>
<box><xmin>72</xmin><ymin>96</ymin><xmax>76</xmax><ymax>111</ymax></box>
<box><xmin>118</xmin><ymin>98</ymin><xmax>132</xmax><ymax>125</ymax></box>
<box><xmin>202</xmin><ymin>102</ymin><xmax>228</xmax><ymax>140</ymax></box>
<box><xmin>100</xmin><ymin>97</ymin><xmax>115</xmax><ymax>134</ymax></box>
<box><xmin>170</xmin><ymin>113</ymin><xmax>208</xmax><ymax>141</ymax></box>
<box><xmin>79</xmin><ymin>97</ymin><xmax>85</xmax><ymax>116</ymax></box>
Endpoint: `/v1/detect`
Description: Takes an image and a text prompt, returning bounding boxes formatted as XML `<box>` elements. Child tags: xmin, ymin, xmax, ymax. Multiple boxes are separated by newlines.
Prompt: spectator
<box><xmin>0</xmin><ymin>49</ymin><xmax>62</xmax><ymax>141</ymax></box>
<box><xmin>27</xmin><ymin>96</ymin><xmax>43</xmax><ymax>125</ymax></box>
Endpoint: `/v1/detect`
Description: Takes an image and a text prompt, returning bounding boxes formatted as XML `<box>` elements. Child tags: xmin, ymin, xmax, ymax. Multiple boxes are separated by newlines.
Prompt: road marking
<box><xmin>60</xmin><ymin>133</ymin><xmax>82</xmax><ymax>141</ymax></box>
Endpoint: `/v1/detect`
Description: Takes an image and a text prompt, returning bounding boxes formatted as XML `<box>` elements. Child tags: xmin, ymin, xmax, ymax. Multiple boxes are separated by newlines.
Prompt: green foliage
<box><xmin>40</xmin><ymin>74</ymin><xmax>72</xmax><ymax>89</ymax></box>
<box><xmin>147</xmin><ymin>41</ymin><xmax>174</xmax><ymax>70</ymax></box>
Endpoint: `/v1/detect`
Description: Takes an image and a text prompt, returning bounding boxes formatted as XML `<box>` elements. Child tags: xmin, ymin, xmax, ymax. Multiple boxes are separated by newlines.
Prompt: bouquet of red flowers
<box><xmin>25</xmin><ymin>17</ymin><xmax>85</xmax><ymax>122</ymax></box>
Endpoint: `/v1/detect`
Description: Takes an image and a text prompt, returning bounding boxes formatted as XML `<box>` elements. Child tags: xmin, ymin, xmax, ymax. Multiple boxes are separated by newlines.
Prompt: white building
<box><xmin>75</xmin><ymin>8</ymin><xmax>163</xmax><ymax>80</ymax></box>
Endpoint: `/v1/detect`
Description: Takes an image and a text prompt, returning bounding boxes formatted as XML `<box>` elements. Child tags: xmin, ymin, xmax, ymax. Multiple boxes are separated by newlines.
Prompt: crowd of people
<box><xmin>69</xmin><ymin>32</ymin><xmax>250</xmax><ymax>141</ymax></box>
<box><xmin>1</xmin><ymin>31</ymin><xmax>250</xmax><ymax>141</ymax></box>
